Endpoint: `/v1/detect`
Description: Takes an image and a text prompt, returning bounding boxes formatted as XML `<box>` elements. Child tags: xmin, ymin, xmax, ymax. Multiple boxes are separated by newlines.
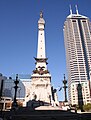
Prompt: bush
<box><xmin>83</xmin><ymin>103</ymin><xmax>91</xmax><ymax>111</ymax></box>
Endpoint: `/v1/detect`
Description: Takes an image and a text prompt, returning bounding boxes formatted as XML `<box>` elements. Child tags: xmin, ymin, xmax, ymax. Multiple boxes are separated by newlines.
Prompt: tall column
<box><xmin>31</xmin><ymin>12</ymin><xmax>52</xmax><ymax>106</ymax></box>
<box><xmin>77</xmin><ymin>83</ymin><xmax>84</xmax><ymax>112</ymax></box>
<box><xmin>63</xmin><ymin>74</ymin><xmax>67</xmax><ymax>102</ymax></box>
<box><xmin>12</xmin><ymin>74</ymin><xmax>19</xmax><ymax>109</ymax></box>
<box><xmin>35</xmin><ymin>11</ymin><xmax>48</xmax><ymax>71</ymax></box>
<box><xmin>37</xmin><ymin>11</ymin><xmax>46</xmax><ymax>59</ymax></box>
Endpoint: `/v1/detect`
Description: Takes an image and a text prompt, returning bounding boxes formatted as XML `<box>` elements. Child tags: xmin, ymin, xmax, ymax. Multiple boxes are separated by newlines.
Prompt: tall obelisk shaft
<box><xmin>37</xmin><ymin>12</ymin><xmax>46</xmax><ymax>59</ymax></box>
<box><xmin>35</xmin><ymin>12</ymin><xmax>47</xmax><ymax>71</ymax></box>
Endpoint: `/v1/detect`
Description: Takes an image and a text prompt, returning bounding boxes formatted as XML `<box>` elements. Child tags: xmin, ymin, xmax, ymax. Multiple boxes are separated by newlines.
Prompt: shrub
<box><xmin>83</xmin><ymin>103</ymin><xmax>91</xmax><ymax>111</ymax></box>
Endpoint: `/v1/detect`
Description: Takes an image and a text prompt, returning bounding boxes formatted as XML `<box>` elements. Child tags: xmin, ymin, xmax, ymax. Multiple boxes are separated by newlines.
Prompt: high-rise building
<box><xmin>63</xmin><ymin>6</ymin><xmax>91</xmax><ymax>105</ymax></box>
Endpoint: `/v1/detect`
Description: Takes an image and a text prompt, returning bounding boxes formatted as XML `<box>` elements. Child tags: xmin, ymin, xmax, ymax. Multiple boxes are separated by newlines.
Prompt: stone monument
<box><xmin>28</xmin><ymin>12</ymin><xmax>59</xmax><ymax>107</ymax></box>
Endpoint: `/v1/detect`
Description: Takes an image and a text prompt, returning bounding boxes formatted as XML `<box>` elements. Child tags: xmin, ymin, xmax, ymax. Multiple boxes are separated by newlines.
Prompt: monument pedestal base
<box><xmin>35</xmin><ymin>105</ymin><xmax>62</xmax><ymax>110</ymax></box>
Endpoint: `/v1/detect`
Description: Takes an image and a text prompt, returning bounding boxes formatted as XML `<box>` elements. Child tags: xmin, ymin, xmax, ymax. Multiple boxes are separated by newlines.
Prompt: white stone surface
<box><xmin>30</xmin><ymin>12</ymin><xmax>59</xmax><ymax>106</ymax></box>
<box><xmin>35</xmin><ymin>106</ymin><xmax>62</xmax><ymax>110</ymax></box>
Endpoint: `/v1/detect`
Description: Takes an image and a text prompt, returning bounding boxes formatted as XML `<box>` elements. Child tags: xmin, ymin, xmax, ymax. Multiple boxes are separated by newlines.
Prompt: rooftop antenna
<box><xmin>69</xmin><ymin>5</ymin><xmax>72</xmax><ymax>15</ymax></box>
<box><xmin>75</xmin><ymin>5</ymin><xmax>79</xmax><ymax>15</ymax></box>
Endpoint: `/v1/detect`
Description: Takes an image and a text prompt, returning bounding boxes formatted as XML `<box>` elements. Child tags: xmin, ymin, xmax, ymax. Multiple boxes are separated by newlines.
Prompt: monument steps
<box><xmin>3</xmin><ymin>107</ymin><xmax>79</xmax><ymax>120</ymax></box>
<box><xmin>1</xmin><ymin>107</ymin><xmax>91</xmax><ymax>120</ymax></box>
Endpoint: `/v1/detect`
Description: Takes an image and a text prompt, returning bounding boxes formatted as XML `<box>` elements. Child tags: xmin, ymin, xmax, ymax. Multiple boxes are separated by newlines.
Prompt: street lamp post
<box><xmin>12</xmin><ymin>74</ymin><xmax>19</xmax><ymax>109</ymax></box>
<box><xmin>63</xmin><ymin>74</ymin><xmax>67</xmax><ymax>102</ymax></box>
<box><xmin>77</xmin><ymin>83</ymin><xmax>84</xmax><ymax>112</ymax></box>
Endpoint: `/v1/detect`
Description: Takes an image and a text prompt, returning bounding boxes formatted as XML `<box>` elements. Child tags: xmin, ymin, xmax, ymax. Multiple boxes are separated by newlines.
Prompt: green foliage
<box><xmin>83</xmin><ymin>103</ymin><xmax>91</xmax><ymax>111</ymax></box>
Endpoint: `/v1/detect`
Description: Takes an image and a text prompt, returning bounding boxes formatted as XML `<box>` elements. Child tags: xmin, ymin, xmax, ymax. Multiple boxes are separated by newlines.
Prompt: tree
<box><xmin>83</xmin><ymin>103</ymin><xmax>91</xmax><ymax>111</ymax></box>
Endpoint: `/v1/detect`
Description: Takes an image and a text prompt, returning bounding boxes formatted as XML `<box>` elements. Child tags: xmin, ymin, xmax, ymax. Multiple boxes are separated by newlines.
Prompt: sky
<box><xmin>0</xmin><ymin>0</ymin><xmax>91</xmax><ymax>101</ymax></box>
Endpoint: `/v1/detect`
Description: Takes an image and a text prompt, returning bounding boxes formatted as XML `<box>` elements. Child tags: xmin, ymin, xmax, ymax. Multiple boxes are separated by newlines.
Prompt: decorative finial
<box><xmin>64</xmin><ymin>74</ymin><xmax>65</xmax><ymax>80</ymax></box>
<box><xmin>40</xmin><ymin>11</ymin><xmax>43</xmax><ymax>18</ymax></box>
<box><xmin>16</xmin><ymin>74</ymin><xmax>18</xmax><ymax>80</ymax></box>
<box><xmin>75</xmin><ymin>5</ymin><xmax>79</xmax><ymax>15</ymax></box>
<box><xmin>69</xmin><ymin>5</ymin><xmax>72</xmax><ymax>15</ymax></box>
